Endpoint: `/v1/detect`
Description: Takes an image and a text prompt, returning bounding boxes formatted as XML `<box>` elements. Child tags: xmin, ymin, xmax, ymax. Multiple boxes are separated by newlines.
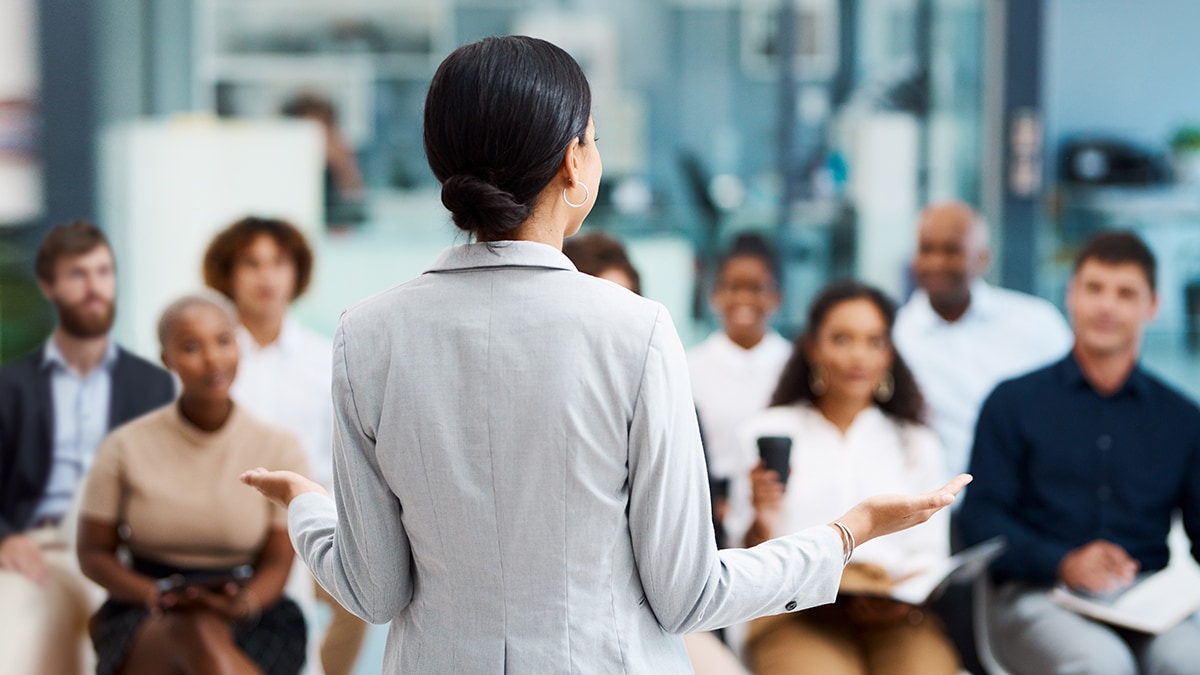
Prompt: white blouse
<box><xmin>231</xmin><ymin>317</ymin><xmax>335</xmax><ymax>491</ymax></box>
<box><xmin>687</xmin><ymin>330</ymin><xmax>793</xmax><ymax>480</ymax></box>
<box><xmin>725</xmin><ymin>403</ymin><xmax>950</xmax><ymax>579</ymax></box>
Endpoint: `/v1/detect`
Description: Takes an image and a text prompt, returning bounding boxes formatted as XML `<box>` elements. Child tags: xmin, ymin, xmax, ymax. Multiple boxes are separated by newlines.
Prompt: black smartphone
<box><xmin>757</xmin><ymin>436</ymin><xmax>793</xmax><ymax>487</ymax></box>
<box><xmin>710</xmin><ymin>477</ymin><xmax>731</xmax><ymax>503</ymax></box>
<box><xmin>155</xmin><ymin>564</ymin><xmax>253</xmax><ymax>596</ymax></box>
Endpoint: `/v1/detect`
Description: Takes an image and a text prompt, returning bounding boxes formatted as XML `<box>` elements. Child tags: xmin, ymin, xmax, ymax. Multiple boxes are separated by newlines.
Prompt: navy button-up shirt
<box><xmin>961</xmin><ymin>353</ymin><xmax>1200</xmax><ymax>585</ymax></box>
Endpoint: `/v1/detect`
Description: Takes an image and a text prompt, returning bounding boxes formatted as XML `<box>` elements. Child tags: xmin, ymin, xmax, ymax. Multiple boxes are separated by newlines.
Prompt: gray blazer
<box><xmin>289</xmin><ymin>241</ymin><xmax>843</xmax><ymax>673</ymax></box>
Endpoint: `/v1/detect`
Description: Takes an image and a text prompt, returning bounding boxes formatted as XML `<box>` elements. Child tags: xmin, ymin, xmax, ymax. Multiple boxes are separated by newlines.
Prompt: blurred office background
<box><xmin>2</xmin><ymin>2</ymin><xmax>1200</xmax><ymax>668</ymax></box>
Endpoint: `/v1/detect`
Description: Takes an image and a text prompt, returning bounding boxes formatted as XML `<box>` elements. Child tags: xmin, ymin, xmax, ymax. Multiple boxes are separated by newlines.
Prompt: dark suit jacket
<box><xmin>0</xmin><ymin>344</ymin><xmax>175</xmax><ymax>540</ymax></box>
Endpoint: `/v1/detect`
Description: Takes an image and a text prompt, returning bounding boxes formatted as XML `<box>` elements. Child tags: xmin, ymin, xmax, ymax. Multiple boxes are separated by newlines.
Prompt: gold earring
<box><xmin>875</xmin><ymin>371</ymin><xmax>894</xmax><ymax>402</ymax></box>
<box><xmin>809</xmin><ymin>365</ymin><xmax>828</xmax><ymax>396</ymax></box>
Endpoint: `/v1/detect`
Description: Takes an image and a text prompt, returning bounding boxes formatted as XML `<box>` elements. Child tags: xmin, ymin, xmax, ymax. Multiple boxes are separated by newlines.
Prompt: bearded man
<box><xmin>0</xmin><ymin>221</ymin><xmax>174</xmax><ymax>675</ymax></box>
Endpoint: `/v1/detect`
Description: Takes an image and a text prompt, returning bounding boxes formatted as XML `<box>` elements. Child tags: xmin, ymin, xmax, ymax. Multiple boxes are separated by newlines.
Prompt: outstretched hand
<box><xmin>240</xmin><ymin>468</ymin><xmax>327</xmax><ymax>509</ymax></box>
<box><xmin>834</xmin><ymin>474</ymin><xmax>972</xmax><ymax>547</ymax></box>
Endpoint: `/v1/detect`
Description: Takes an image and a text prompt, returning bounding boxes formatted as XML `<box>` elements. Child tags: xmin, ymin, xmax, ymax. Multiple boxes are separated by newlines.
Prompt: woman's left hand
<box><xmin>846</xmin><ymin>596</ymin><xmax>922</xmax><ymax>627</ymax></box>
<box><xmin>240</xmin><ymin>468</ymin><xmax>327</xmax><ymax>508</ymax></box>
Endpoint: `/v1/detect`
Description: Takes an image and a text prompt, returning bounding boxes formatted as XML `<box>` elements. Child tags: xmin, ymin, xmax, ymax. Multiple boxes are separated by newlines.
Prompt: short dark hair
<box><xmin>281</xmin><ymin>92</ymin><xmax>337</xmax><ymax>125</ymax></box>
<box><xmin>771</xmin><ymin>281</ymin><xmax>926</xmax><ymax>425</ymax></box>
<box><xmin>35</xmin><ymin>221</ymin><xmax>112</xmax><ymax>282</ymax></box>
<box><xmin>563</xmin><ymin>231</ymin><xmax>642</xmax><ymax>295</ymax></box>
<box><xmin>1072</xmin><ymin>230</ymin><xmax>1156</xmax><ymax>292</ymax></box>
<box><xmin>715</xmin><ymin>232</ymin><xmax>779</xmax><ymax>288</ymax></box>
<box><xmin>424</xmin><ymin>36</ymin><xmax>592</xmax><ymax>240</ymax></box>
<box><xmin>203</xmin><ymin>217</ymin><xmax>314</xmax><ymax>301</ymax></box>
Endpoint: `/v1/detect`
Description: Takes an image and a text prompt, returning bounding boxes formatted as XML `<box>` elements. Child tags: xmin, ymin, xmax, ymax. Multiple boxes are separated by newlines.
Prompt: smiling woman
<box><xmin>155</xmin><ymin>294</ymin><xmax>240</xmax><ymax>397</ymax></box>
<box><xmin>75</xmin><ymin>293</ymin><xmax>311</xmax><ymax>675</ymax></box>
<box><xmin>725</xmin><ymin>281</ymin><xmax>959</xmax><ymax>675</ymax></box>
<box><xmin>687</xmin><ymin>232</ymin><xmax>791</xmax><ymax>487</ymax></box>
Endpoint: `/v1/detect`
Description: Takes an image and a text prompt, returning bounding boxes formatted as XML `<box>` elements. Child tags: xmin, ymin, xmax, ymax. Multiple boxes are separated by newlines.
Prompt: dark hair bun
<box><xmin>440</xmin><ymin>174</ymin><xmax>530</xmax><ymax>238</ymax></box>
<box><xmin>424</xmin><ymin>36</ymin><xmax>591</xmax><ymax>241</ymax></box>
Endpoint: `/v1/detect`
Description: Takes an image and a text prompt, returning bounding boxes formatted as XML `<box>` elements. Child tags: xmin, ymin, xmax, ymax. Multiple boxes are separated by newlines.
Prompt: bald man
<box><xmin>894</xmin><ymin>202</ymin><xmax>1072</xmax><ymax>479</ymax></box>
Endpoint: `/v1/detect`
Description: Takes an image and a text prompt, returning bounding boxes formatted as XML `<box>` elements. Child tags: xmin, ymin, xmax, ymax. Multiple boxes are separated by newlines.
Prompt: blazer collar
<box><xmin>107</xmin><ymin>347</ymin><xmax>134</xmax><ymax>428</ymax></box>
<box><xmin>41</xmin><ymin>335</ymin><xmax>119</xmax><ymax>375</ymax></box>
<box><xmin>425</xmin><ymin>241</ymin><xmax>578</xmax><ymax>274</ymax></box>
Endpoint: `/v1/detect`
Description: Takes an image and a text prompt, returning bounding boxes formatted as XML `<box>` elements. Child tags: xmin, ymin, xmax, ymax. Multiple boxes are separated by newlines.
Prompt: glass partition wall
<box><xmin>188</xmin><ymin>0</ymin><xmax>995</xmax><ymax>343</ymax></box>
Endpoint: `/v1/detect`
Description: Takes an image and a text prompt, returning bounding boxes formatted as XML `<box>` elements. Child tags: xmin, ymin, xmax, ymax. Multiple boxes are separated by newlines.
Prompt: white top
<box><xmin>231</xmin><ymin>316</ymin><xmax>334</xmax><ymax>491</ymax></box>
<box><xmin>726</xmin><ymin>404</ymin><xmax>950</xmax><ymax>580</ymax></box>
<box><xmin>286</xmin><ymin>241</ymin><xmax>845</xmax><ymax>674</ymax></box>
<box><xmin>893</xmin><ymin>280</ymin><xmax>1073</xmax><ymax>478</ymax></box>
<box><xmin>687</xmin><ymin>330</ymin><xmax>793</xmax><ymax>480</ymax></box>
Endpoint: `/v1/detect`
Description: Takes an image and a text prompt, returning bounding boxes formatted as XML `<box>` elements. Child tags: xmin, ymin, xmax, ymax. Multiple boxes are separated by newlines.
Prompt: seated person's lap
<box><xmin>991</xmin><ymin>582</ymin><xmax>1200</xmax><ymax>675</ymax></box>
<box><xmin>0</xmin><ymin>544</ymin><xmax>102</xmax><ymax>675</ymax></box>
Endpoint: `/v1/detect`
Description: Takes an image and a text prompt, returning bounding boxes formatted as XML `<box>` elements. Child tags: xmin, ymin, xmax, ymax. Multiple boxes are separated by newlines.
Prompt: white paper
<box><xmin>1051</xmin><ymin>563</ymin><xmax>1200</xmax><ymax>635</ymax></box>
<box><xmin>887</xmin><ymin>536</ymin><xmax>1007</xmax><ymax>605</ymax></box>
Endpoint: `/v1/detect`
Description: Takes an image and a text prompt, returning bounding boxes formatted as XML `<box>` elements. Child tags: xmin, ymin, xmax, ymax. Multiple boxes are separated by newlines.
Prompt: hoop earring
<box><xmin>809</xmin><ymin>365</ymin><xmax>828</xmax><ymax>397</ymax></box>
<box><xmin>875</xmin><ymin>371</ymin><xmax>895</xmax><ymax>403</ymax></box>
<box><xmin>563</xmin><ymin>182</ymin><xmax>589</xmax><ymax>208</ymax></box>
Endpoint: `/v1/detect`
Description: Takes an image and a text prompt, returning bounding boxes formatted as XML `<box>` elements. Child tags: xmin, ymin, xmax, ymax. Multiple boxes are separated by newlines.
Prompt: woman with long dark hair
<box><xmin>728</xmin><ymin>281</ymin><xmax>959</xmax><ymax>675</ymax></box>
<box><xmin>241</xmin><ymin>37</ymin><xmax>968</xmax><ymax>673</ymax></box>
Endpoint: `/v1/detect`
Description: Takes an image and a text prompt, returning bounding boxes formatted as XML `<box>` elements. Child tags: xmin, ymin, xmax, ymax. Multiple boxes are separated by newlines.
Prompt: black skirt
<box><xmin>90</xmin><ymin>558</ymin><xmax>307</xmax><ymax>675</ymax></box>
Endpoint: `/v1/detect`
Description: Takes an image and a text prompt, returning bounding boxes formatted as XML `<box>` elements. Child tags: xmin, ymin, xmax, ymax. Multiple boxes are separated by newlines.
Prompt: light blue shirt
<box><xmin>32</xmin><ymin>337</ymin><xmax>119</xmax><ymax>522</ymax></box>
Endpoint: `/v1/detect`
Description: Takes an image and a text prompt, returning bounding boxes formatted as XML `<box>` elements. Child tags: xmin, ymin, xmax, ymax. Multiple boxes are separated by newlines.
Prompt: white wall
<box><xmin>1043</xmin><ymin>0</ymin><xmax>1200</xmax><ymax>164</ymax></box>
<box><xmin>101</xmin><ymin>118</ymin><xmax>324</xmax><ymax>358</ymax></box>
<box><xmin>0</xmin><ymin>0</ymin><xmax>41</xmax><ymax>223</ymax></box>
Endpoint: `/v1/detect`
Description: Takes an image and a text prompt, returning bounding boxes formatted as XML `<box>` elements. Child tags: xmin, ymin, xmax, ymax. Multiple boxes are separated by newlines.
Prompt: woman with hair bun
<box><xmin>242</xmin><ymin>35</ymin><xmax>969</xmax><ymax>673</ymax></box>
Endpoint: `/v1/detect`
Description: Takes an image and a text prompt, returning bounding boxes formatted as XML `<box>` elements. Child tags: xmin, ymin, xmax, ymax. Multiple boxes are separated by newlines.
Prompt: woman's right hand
<box><xmin>833</xmin><ymin>474</ymin><xmax>972</xmax><ymax>548</ymax></box>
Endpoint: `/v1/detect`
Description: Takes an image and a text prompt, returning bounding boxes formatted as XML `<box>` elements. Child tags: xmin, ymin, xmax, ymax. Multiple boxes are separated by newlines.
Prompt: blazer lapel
<box><xmin>33</xmin><ymin>346</ymin><xmax>54</xmax><ymax>454</ymax></box>
<box><xmin>24</xmin><ymin>346</ymin><xmax>56</xmax><ymax>499</ymax></box>
<box><xmin>108</xmin><ymin>350</ymin><xmax>126</xmax><ymax>429</ymax></box>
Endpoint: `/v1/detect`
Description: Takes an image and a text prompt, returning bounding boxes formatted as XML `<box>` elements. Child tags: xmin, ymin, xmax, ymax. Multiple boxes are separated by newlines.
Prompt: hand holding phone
<box><xmin>155</xmin><ymin>564</ymin><xmax>253</xmax><ymax>598</ymax></box>
<box><xmin>757</xmin><ymin>436</ymin><xmax>793</xmax><ymax>487</ymax></box>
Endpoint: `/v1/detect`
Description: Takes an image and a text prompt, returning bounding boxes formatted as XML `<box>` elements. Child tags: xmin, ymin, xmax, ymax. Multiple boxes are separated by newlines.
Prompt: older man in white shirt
<box><xmin>894</xmin><ymin>201</ymin><xmax>1072</xmax><ymax>480</ymax></box>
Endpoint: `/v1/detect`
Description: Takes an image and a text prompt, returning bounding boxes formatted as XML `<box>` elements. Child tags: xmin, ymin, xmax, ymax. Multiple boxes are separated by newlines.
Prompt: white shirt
<box><xmin>726</xmin><ymin>404</ymin><xmax>950</xmax><ymax>579</ymax></box>
<box><xmin>231</xmin><ymin>317</ymin><xmax>335</xmax><ymax>490</ymax></box>
<box><xmin>34</xmin><ymin>337</ymin><xmax>119</xmax><ymax>521</ymax></box>
<box><xmin>894</xmin><ymin>280</ymin><xmax>1073</xmax><ymax>478</ymax></box>
<box><xmin>687</xmin><ymin>330</ymin><xmax>793</xmax><ymax>480</ymax></box>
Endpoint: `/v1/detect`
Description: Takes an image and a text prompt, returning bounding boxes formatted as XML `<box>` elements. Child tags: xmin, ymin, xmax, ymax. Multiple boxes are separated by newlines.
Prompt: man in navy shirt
<box><xmin>962</xmin><ymin>231</ymin><xmax>1200</xmax><ymax>674</ymax></box>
